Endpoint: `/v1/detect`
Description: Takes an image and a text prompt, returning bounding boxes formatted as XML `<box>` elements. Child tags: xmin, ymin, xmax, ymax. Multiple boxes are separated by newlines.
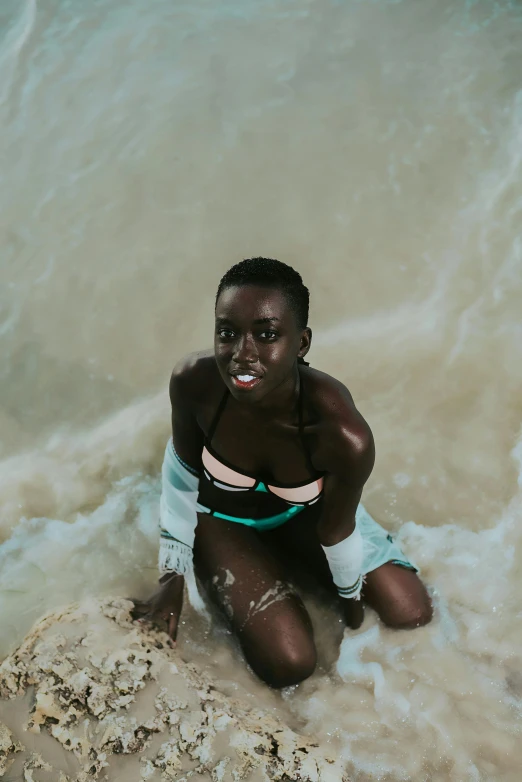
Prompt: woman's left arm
<box><xmin>317</xmin><ymin>415</ymin><xmax>375</xmax><ymax>628</ymax></box>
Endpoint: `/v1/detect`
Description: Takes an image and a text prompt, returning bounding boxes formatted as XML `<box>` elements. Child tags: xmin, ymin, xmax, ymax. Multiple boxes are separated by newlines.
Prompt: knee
<box><xmin>384</xmin><ymin>596</ymin><xmax>433</xmax><ymax>631</ymax></box>
<box><xmin>266</xmin><ymin>644</ymin><xmax>317</xmax><ymax>688</ymax></box>
<box><xmin>246</xmin><ymin>637</ymin><xmax>317</xmax><ymax>689</ymax></box>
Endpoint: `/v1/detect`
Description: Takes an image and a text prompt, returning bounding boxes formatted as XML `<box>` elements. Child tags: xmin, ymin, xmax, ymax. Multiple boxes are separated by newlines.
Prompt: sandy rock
<box><xmin>0</xmin><ymin>598</ymin><xmax>347</xmax><ymax>781</ymax></box>
<box><xmin>22</xmin><ymin>751</ymin><xmax>53</xmax><ymax>781</ymax></box>
<box><xmin>0</xmin><ymin>720</ymin><xmax>24</xmax><ymax>776</ymax></box>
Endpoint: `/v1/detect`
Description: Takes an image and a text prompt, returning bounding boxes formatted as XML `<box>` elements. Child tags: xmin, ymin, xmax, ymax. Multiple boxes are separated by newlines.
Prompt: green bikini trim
<box><xmin>211</xmin><ymin>504</ymin><xmax>304</xmax><ymax>531</ymax></box>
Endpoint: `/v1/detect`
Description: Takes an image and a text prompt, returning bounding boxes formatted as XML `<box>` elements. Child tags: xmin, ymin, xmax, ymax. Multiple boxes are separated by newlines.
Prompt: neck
<box><xmin>246</xmin><ymin>365</ymin><xmax>301</xmax><ymax>418</ymax></box>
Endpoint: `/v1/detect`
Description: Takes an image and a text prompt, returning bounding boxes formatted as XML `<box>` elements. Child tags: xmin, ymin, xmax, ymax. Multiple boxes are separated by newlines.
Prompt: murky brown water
<box><xmin>1</xmin><ymin>0</ymin><xmax>522</xmax><ymax>779</ymax></box>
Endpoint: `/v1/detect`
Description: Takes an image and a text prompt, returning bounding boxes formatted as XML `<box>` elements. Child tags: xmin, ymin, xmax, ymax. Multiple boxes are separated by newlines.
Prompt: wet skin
<box><xmin>132</xmin><ymin>285</ymin><xmax>432</xmax><ymax>684</ymax></box>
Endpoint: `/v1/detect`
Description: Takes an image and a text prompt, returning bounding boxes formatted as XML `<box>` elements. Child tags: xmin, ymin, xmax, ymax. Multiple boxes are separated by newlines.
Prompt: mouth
<box><xmin>230</xmin><ymin>373</ymin><xmax>263</xmax><ymax>391</ymax></box>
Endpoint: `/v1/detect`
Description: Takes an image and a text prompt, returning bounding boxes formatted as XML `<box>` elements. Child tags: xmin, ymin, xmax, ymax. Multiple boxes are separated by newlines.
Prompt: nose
<box><xmin>232</xmin><ymin>333</ymin><xmax>258</xmax><ymax>364</ymax></box>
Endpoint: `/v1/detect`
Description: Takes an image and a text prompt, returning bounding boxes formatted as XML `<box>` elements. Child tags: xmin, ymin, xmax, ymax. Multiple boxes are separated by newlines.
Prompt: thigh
<box><xmin>264</xmin><ymin>505</ymin><xmax>433</xmax><ymax>630</ymax></box>
<box><xmin>262</xmin><ymin>502</ymin><xmax>334</xmax><ymax>590</ymax></box>
<box><xmin>194</xmin><ymin>513</ymin><xmax>317</xmax><ymax>687</ymax></box>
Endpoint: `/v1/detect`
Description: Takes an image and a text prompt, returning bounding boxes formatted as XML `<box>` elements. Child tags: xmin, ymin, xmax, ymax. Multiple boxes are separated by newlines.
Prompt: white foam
<box><xmin>1</xmin><ymin>0</ymin><xmax>522</xmax><ymax>777</ymax></box>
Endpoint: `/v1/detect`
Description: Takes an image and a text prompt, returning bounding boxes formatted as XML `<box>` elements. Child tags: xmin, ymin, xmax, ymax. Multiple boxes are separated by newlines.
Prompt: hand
<box><xmin>131</xmin><ymin>573</ymin><xmax>184</xmax><ymax>642</ymax></box>
<box><xmin>341</xmin><ymin>597</ymin><xmax>364</xmax><ymax>630</ymax></box>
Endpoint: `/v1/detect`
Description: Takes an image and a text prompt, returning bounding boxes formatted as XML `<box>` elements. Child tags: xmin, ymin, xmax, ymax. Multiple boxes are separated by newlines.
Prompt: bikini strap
<box><xmin>297</xmin><ymin>372</ymin><xmax>318</xmax><ymax>476</ymax></box>
<box><xmin>207</xmin><ymin>387</ymin><xmax>230</xmax><ymax>444</ymax></box>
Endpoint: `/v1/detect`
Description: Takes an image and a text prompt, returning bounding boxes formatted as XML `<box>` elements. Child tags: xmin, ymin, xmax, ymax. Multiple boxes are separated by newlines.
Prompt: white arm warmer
<box><xmin>321</xmin><ymin>526</ymin><xmax>364</xmax><ymax>600</ymax></box>
<box><xmin>158</xmin><ymin>440</ymin><xmax>203</xmax><ymax>576</ymax></box>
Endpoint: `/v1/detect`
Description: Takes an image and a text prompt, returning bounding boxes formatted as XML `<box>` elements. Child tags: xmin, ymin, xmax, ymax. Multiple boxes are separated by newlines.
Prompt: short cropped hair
<box><xmin>216</xmin><ymin>257</ymin><xmax>309</xmax><ymax>329</ymax></box>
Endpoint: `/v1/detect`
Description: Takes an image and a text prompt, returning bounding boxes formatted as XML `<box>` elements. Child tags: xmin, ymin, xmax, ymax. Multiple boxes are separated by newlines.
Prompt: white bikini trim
<box><xmin>212</xmin><ymin>479</ymin><xmax>250</xmax><ymax>492</ymax></box>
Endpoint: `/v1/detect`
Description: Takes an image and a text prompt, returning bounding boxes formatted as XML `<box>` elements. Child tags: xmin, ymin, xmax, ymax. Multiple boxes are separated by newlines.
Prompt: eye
<box><xmin>217</xmin><ymin>328</ymin><xmax>235</xmax><ymax>340</ymax></box>
<box><xmin>260</xmin><ymin>330</ymin><xmax>278</xmax><ymax>341</ymax></box>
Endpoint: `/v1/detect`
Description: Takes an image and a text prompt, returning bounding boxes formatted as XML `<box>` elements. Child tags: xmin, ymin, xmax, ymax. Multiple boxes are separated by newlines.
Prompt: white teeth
<box><xmin>237</xmin><ymin>374</ymin><xmax>256</xmax><ymax>382</ymax></box>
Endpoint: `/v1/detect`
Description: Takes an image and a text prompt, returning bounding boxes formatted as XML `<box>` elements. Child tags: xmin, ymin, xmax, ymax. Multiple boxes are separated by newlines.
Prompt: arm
<box><xmin>317</xmin><ymin>409</ymin><xmax>375</xmax><ymax>628</ymax></box>
<box><xmin>169</xmin><ymin>356</ymin><xmax>205</xmax><ymax>472</ymax></box>
<box><xmin>132</xmin><ymin>357</ymin><xmax>205</xmax><ymax>640</ymax></box>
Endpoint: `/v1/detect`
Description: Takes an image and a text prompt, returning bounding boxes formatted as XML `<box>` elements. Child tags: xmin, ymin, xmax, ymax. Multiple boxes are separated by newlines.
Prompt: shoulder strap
<box><xmin>297</xmin><ymin>372</ymin><xmax>317</xmax><ymax>476</ymax></box>
<box><xmin>207</xmin><ymin>387</ymin><xmax>230</xmax><ymax>445</ymax></box>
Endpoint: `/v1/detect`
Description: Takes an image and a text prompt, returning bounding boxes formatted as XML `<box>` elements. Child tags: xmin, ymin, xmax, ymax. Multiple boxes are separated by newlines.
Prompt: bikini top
<box><xmin>201</xmin><ymin>377</ymin><xmax>324</xmax><ymax>508</ymax></box>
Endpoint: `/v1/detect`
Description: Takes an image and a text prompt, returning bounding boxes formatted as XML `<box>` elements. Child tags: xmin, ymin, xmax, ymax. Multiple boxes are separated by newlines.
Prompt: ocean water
<box><xmin>1</xmin><ymin>0</ymin><xmax>522</xmax><ymax>779</ymax></box>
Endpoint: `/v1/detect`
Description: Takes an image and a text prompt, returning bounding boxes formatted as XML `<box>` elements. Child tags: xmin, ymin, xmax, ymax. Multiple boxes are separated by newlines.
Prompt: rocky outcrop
<box><xmin>0</xmin><ymin>598</ymin><xmax>347</xmax><ymax>781</ymax></box>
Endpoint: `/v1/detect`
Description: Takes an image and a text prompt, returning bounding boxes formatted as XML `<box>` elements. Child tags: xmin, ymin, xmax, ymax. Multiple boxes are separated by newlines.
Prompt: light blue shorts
<box><xmin>355</xmin><ymin>504</ymin><xmax>417</xmax><ymax>575</ymax></box>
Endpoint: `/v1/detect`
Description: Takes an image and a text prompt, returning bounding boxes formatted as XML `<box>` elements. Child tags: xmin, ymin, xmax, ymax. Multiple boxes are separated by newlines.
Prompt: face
<box><xmin>214</xmin><ymin>285</ymin><xmax>311</xmax><ymax>402</ymax></box>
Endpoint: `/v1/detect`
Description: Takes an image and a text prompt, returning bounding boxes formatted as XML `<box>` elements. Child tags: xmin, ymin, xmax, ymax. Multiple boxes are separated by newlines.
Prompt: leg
<box><xmin>194</xmin><ymin>513</ymin><xmax>317</xmax><ymax>688</ymax></box>
<box><xmin>264</xmin><ymin>504</ymin><xmax>433</xmax><ymax>630</ymax></box>
<box><xmin>363</xmin><ymin>562</ymin><xmax>433</xmax><ymax>629</ymax></box>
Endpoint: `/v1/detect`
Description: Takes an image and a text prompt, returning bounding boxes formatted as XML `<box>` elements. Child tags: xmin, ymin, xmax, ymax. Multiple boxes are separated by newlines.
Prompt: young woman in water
<box><xmin>133</xmin><ymin>258</ymin><xmax>432</xmax><ymax>687</ymax></box>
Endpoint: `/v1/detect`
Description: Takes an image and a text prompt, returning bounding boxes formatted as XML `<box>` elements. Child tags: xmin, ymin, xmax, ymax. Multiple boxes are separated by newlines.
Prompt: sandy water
<box><xmin>1</xmin><ymin>0</ymin><xmax>522</xmax><ymax>778</ymax></box>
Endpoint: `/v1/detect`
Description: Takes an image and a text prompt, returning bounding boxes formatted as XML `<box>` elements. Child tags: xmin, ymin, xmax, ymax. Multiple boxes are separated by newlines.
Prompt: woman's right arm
<box><xmin>169</xmin><ymin>354</ymin><xmax>205</xmax><ymax>472</ymax></box>
<box><xmin>132</xmin><ymin>356</ymin><xmax>205</xmax><ymax>640</ymax></box>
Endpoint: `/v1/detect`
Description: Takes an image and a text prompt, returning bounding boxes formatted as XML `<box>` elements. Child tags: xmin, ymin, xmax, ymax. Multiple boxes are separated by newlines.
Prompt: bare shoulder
<box><xmin>169</xmin><ymin>350</ymin><xmax>221</xmax><ymax>409</ymax></box>
<box><xmin>302</xmin><ymin>366</ymin><xmax>375</xmax><ymax>479</ymax></box>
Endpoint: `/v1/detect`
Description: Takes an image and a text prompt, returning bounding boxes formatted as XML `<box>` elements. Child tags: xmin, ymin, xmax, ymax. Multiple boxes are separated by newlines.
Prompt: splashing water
<box><xmin>1</xmin><ymin>0</ymin><xmax>522</xmax><ymax>779</ymax></box>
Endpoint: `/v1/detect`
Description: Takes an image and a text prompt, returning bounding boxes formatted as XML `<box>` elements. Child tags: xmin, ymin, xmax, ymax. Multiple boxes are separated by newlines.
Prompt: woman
<box><xmin>133</xmin><ymin>258</ymin><xmax>432</xmax><ymax>688</ymax></box>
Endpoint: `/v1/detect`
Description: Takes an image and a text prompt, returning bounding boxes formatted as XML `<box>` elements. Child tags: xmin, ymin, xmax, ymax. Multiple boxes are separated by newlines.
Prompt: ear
<box><xmin>298</xmin><ymin>327</ymin><xmax>312</xmax><ymax>360</ymax></box>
